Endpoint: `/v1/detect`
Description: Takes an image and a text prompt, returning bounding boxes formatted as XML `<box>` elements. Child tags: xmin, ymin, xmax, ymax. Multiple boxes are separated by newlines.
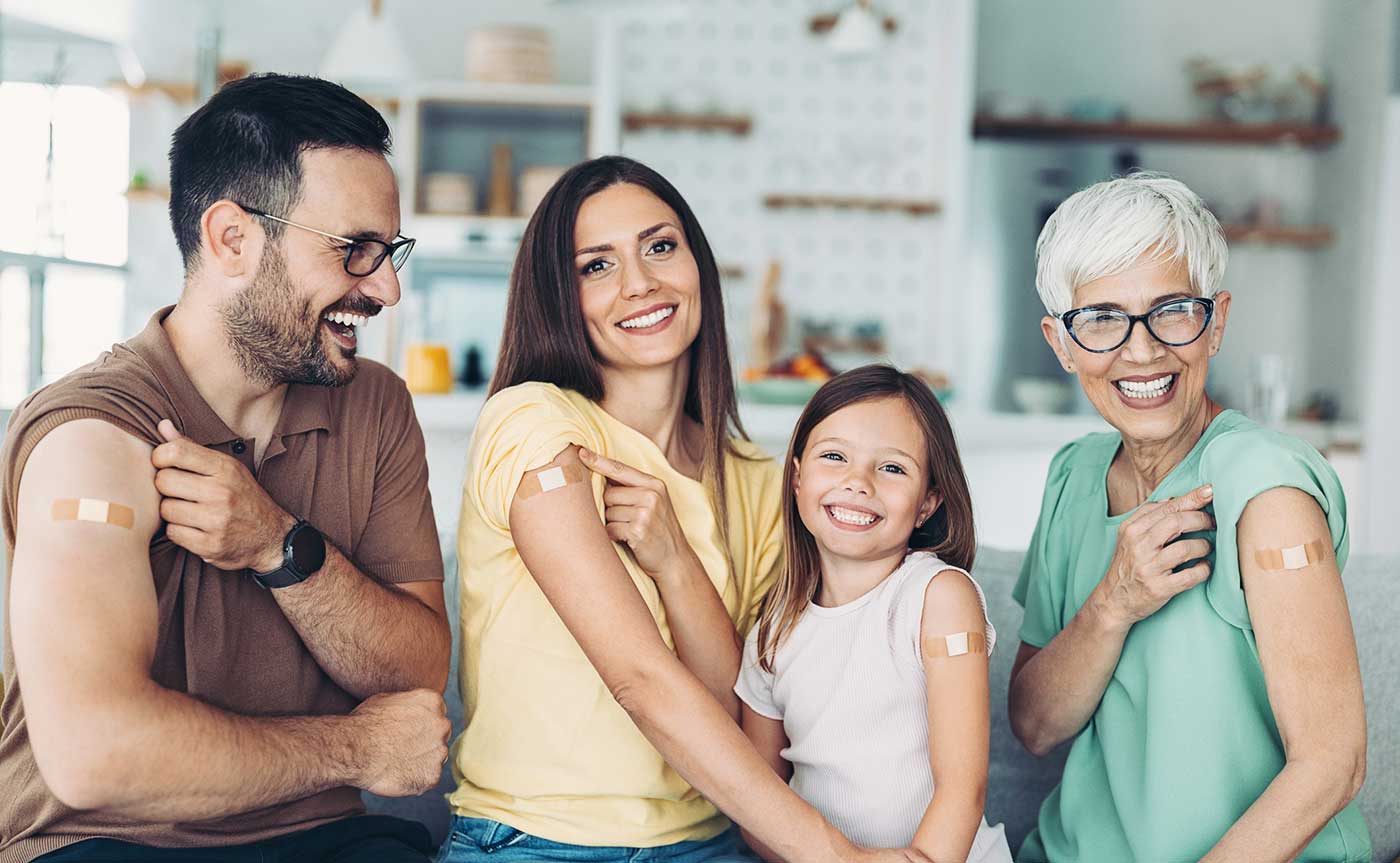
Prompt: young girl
<box><xmin>736</xmin><ymin>365</ymin><xmax>1013</xmax><ymax>863</ymax></box>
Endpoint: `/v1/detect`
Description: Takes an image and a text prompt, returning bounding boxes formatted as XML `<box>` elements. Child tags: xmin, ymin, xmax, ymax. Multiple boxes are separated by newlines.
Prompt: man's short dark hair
<box><xmin>168</xmin><ymin>73</ymin><xmax>392</xmax><ymax>270</ymax></box>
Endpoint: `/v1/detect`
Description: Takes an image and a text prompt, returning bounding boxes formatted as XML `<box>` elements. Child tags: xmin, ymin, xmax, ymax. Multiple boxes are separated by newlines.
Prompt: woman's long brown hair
<box><xmin>755</xmin><ymin>365</ymin><xmax>977</xmax><ymax>672</ymax></box>
<box><xmin>492</xmin><ymin>155</ymin><xmax>749</xmax><ymax>530</ymax></box>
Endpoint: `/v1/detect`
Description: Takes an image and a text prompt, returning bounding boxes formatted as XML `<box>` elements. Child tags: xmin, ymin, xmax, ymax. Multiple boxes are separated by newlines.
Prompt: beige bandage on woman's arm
<box><xmin>1253</xmin><ymin>539</ymin><xmax>1327</xmax><ymax>572</ymax></box>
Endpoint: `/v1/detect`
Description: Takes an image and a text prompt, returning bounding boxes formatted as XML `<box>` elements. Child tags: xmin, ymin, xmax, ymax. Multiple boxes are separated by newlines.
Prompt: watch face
<box><xmin>288</xmin><ymin>523</ymin><xmax>327</xmax><ymax>575</ymax></box>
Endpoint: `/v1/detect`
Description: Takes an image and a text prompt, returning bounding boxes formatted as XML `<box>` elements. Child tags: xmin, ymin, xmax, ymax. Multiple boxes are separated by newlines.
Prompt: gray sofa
<box><xmin>368</xmin><ymin>544</ymin><xmax>1400</xmax><ymax>860</ymax></box>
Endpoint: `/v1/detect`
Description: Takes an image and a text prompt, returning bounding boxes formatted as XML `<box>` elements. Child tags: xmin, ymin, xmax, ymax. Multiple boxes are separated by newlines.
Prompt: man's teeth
<box><xmin>618</xmin><ymin>306</ymin><xmax>675</xmax><ymax>330</ymax></box>
<box><xmin>828</xmin><ymin>506</ymin><xmax>877</xmax><ymax>526</ymax></box>
<box><xmin>1116</xmin><ymin>375</ymin><xmax>1174</xmax><ymax>399</ymax></box>
<box><xmin>324</xmin><ymin>311</ymin><xmax>369</xmax><ymax>328</ymax></box>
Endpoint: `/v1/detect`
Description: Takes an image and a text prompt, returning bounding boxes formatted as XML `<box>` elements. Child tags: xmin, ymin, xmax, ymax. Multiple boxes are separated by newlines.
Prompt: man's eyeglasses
<box><xmin>1060</xmin><ymin>297</ymin><xmax>1215</xmax><ymax>353</ymax></box>
<box><xmin>239</xmin><ymin>205</ymin><xmax>416</xmax><ymax>277</ymax></box>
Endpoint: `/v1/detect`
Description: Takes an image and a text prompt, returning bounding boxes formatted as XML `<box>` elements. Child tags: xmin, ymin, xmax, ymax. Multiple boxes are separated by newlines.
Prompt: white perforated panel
<box><xmin>613</xmin><ymin>0</ymin><xmax>970</xmax><ymax>373</ymax></box>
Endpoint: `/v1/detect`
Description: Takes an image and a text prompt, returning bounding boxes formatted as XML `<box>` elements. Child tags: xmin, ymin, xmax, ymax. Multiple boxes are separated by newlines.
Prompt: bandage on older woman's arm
<box><xmin>1252</xmin><ymin>539</ymin><xmax>1327</xmax><ymax>572</ymax></box>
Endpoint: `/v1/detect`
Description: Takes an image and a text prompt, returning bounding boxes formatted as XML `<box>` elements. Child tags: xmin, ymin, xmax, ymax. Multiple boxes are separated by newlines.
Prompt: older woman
<box><xmin>1008</xmin><ymin>173</ymin><xmax>1370</xmax><ymax>862</ymax></box>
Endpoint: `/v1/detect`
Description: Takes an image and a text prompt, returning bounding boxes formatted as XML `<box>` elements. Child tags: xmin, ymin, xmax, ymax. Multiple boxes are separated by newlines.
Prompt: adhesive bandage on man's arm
<box><xmin>515</xmin><ymin>464</ymin><xmax>590</xmax><ymax>500</ymax></box>
<box><xmin>925</xmin><ymin>631</ymin><xmax>988</xmax><ymax>659</ymax></box>
<box><xmin>51</xmin><ymin>498</ymin><xmax>136</xmax><ymax>529</ymax></box>
<box><xmin>1254</xmin><ymin>539</ymin><xmax>1327</xmax><ymax>572</ymax></box>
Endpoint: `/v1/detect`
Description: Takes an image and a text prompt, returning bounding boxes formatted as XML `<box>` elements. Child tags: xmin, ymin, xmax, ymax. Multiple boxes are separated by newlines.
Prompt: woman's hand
<box><xmin>1094</xmin><ymin>483</ymin><xmax>1216</xmax><ymax>632</ymax></box>
<box><xmin>579</xmin><ymin>447</ymin><xmax>697</xmax><ymax>580</ymax></box>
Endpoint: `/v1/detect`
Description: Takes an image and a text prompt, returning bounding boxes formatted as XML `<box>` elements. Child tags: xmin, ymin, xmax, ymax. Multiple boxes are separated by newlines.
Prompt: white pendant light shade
<box><xmin>828</xmin><ymin>1</ymin><xmax>885</xmax><ymax>57</ymax></box>
<box><xmin>320</xmin><ymin>1</ymin><xmax>416</xmax><ymax>91</ymax></box>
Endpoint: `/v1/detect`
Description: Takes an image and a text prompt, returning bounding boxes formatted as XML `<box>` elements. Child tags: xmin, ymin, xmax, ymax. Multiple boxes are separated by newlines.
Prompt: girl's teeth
<box><xmin>829</xmin><ymin>506</ymin><xmax>876</xmax><ymax>525</ymax></box>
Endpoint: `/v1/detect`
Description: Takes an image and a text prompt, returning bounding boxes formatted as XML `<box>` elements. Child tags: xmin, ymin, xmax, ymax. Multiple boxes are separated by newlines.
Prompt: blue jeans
<box><xmin>434</xmin><ymin>817</ymin><xmax>755</xmax><ymax>863</ymax></box>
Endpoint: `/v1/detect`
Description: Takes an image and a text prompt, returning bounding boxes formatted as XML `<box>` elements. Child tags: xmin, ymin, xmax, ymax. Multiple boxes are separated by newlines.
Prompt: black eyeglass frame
<box><xmin>238</xmin><ymin>204</ymin><xmax>416</xmax><ymax>277</ymax></box>
<box><xmin>1060</xmin><ymin>297</ymin><xmax>1216</xmax><ymax>353</ymax></box>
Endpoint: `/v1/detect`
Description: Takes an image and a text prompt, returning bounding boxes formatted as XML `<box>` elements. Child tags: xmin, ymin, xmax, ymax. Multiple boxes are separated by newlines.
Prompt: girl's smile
<box><xmin>793</xmin><ymin>396</ymin><xmax>942</xmax><ymax>604</ymax></box>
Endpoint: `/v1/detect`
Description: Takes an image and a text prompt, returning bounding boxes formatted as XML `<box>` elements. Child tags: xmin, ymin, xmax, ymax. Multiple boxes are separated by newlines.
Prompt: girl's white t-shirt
<box><xmin>735</xmin><ymin>551</ymin><xmax>1013</xmax><ymax>862</ymax></box>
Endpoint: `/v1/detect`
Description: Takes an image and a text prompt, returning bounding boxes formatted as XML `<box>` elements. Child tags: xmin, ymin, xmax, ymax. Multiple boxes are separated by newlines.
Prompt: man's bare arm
<box><xmin>11</xmin><ymin>420</ymin><xmax>448</xmax><ymax>820</ymax></box>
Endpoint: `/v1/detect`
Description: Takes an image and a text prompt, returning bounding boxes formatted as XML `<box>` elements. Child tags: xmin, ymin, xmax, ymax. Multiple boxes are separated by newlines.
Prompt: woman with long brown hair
<box><xmin>441</xmin><ymin>157</ymin><xmax>924</xmax><ymax>863</ymax></box>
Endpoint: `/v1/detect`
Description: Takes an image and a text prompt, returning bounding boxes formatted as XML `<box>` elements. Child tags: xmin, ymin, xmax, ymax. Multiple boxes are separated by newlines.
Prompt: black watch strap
<box><xmin>252</xmin><ymin>519</ymin><xmax>326</xmax><ymax>589</ymax></box>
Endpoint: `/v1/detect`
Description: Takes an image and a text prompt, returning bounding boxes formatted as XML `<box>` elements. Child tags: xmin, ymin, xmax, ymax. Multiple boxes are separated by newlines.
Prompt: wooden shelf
<box><xmin>623</xmin><ymin>112</ymin><xmax>752</xmax><ymax>135</ymax></box>
<box><xmin>972</xmin><ymin>114</ymin><xmax>1340</xmax><ymax>148</ymax></box>
<box><xmin>762</xmin><ymin>194</ymin><xmax>941</xmax><ymax>216</ymax></box>
<box><xmin>809</xmin><ymin>12</ymin><xmax>898</xmax><ymax>33</ymax></box>
<box><xmin>112</xmin><ymin>80</ymin><xmax>198</xmax><ymax>103</ymax></box>
<box><xmin>125</xmin><ymin>185</ymin><xmax>170</xmax><ymax>201</ymax></box>
<box><xmin>1222</xmin><ymin>224</ymin><xmax>1334</xmax><ymax>248</ymax></box>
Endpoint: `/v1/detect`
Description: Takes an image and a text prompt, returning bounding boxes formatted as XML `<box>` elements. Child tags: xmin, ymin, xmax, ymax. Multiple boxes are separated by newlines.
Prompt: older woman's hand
<box><xmin>579</xmin><ymin>448</ymin><xmax>698</xmax><ymax>580</ymax></box>
<box><xmin>1095</xmin><ymin>484</ymin><xmax>1216</xmax><ymax>631</ymax></box>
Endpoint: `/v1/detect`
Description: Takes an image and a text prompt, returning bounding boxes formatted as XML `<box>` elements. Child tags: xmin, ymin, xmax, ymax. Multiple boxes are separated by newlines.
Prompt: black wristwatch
<box><xmin>252</xmin><ymin>519</ymin><xmax>326</xmax><ymax>589</ymax></box>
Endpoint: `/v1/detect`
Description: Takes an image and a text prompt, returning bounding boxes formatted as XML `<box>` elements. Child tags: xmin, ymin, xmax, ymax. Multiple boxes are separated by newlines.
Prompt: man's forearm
<box><xmin>55</xmin><ymin>680</ymin><xmax>361</xmax><ymax>821</ymax></box>
<box><xmin>654</xmin><ymin>552</ymin><xmax>743</xmax><ymax>717</ymax></box>
<box><xmin>1201</xmin><ymin>758</ymin><xmax>1362</xmax><ymax>862</ymax></box>
<box><xmin>271</xmin><ymin>545</ymin><xmax>450</xmax><ymax>698</ymax></box>
<box><xmin>1009</xmin><ymin>591</ymin><xmax>1130</xmax><ymax>755</ymax></box>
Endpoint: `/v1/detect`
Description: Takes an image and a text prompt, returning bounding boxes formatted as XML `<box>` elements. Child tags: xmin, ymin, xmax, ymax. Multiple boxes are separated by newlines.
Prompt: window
<box><xmin>0</xmin><ymin>82</ymin><xmax>129</xmax><ymax>408</ymax></box>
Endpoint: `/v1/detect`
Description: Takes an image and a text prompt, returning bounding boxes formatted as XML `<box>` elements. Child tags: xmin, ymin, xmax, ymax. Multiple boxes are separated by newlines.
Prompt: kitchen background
<box><xmin>1</xmin><ymin>0</ymin><xmax>1397</xmax><ymax>555</ymax></box>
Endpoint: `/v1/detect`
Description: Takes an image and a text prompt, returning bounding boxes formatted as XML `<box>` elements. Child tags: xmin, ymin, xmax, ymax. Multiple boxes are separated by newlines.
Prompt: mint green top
<box><xmin>1012</xmin><ymin>410</ymin><xmax>1371</xmax><ymax>863</ymax></box>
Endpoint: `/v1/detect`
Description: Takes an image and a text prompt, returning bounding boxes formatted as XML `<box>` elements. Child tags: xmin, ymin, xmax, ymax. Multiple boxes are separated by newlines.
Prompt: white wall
<box><xmin>1358</xmin><ymin>97</ymin><xmax>1400</xmax><ymax>555</ymax></box>
<box><xmin>1314</xmin><ymin>1</ymin><xmax>1393</xmax><ymax>423</ymax></box>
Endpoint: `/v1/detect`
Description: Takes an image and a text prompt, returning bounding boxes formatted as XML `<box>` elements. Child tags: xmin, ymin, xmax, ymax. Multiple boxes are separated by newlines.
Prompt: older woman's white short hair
<box><xmin>1034</xmin><ymin>172</ymin><xmax>1229</xmax><ymax>317</ymax></box>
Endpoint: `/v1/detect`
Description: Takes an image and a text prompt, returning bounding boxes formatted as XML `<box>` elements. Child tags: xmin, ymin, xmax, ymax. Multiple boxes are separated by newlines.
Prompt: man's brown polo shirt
<box><xmin>0</xmin><ymin>307</ymin><xmax>443</xmax><ymax>862</ymax></box>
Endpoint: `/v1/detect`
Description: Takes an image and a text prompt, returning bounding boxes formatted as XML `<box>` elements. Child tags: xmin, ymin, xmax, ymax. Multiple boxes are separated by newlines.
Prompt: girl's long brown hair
<box><xmin>492</xmin><ymin>156</ymin><xmax>749</xmax><ymax>529</ymax></box>
<box><xmin>755</xmin><ymin>365</ymin><xmax>976</xmax><ymax>672</ymax></box>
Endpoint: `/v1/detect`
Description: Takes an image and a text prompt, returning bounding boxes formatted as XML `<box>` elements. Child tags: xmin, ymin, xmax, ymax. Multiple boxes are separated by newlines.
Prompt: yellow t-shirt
<box><xmin>448</xmin><ymin>382</ymin><xmax>785</xmax><ymax>846</ymax></box>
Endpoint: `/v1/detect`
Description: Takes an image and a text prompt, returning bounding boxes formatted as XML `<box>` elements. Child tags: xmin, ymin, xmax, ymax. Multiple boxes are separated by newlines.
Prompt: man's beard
<box><xmin>220</xmin><ymin>244</ymin><xmax>356</xmax><ymax>388</ymax></box>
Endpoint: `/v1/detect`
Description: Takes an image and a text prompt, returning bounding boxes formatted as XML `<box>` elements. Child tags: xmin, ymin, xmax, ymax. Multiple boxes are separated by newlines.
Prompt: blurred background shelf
<box><xmin>972</xmin><ymin>114</ymin><xmax>1341</xmax><ymax>148</ymax></box>
<box><xmin>1222</xmin><ymin>224</ymin><xmax>1335</xmax><ymax>248</ymax></box>
<box><xmin>622</xmin><ymin>111</ymin><xmax>752</xmax><ymax>135</ymax></box>
<box><xmin>761</xmin><ymin>194</ymin><xmax>942</xmax><ymax>215</ymax></box>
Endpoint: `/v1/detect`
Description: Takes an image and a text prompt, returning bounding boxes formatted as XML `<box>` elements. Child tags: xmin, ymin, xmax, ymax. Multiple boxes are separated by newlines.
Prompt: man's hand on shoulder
<box><xmin>151</xmin><ymin>419</ymin><xmax>294</xmax><ymax>572</ymax></box>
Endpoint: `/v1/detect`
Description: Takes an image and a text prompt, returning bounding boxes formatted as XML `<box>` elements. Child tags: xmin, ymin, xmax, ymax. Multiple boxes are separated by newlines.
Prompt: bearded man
<box><xmin>0</xmin><ymin>73</ymin><xmax>452</xmax><ymax>863</ymax></box>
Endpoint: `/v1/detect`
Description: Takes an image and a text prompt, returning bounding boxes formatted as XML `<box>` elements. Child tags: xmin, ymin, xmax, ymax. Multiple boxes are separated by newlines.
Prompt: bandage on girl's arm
<box><xmin>925</xmin><ymin>630</ymin><xmax>988</xmax><ymax>659</ymax></box>
<box><xmin>915</xmin><ymin>569</ymin><xmax>992</xmax><ymax>862</ymax></box>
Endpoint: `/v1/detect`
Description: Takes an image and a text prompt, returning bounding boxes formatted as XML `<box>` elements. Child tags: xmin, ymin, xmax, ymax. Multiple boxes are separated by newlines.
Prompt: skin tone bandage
<box><xmin>516</xmin><ymin>464</ymin><xmax>590</xmax><ymax>500</ymax></box>
<box><xmin>51</xmin><ymin>498</ymin><xmax>135</xmax><ymax>529</ymax></box>
<box><xmin>1254</xmin><ymin>539</ymin><xmax>1327</xmax><ymax>572</ymax></box>
<box><xmin>925</xmin><ymin>631</ymin><xmax>987</xmax><ymax>659</ymax></box>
